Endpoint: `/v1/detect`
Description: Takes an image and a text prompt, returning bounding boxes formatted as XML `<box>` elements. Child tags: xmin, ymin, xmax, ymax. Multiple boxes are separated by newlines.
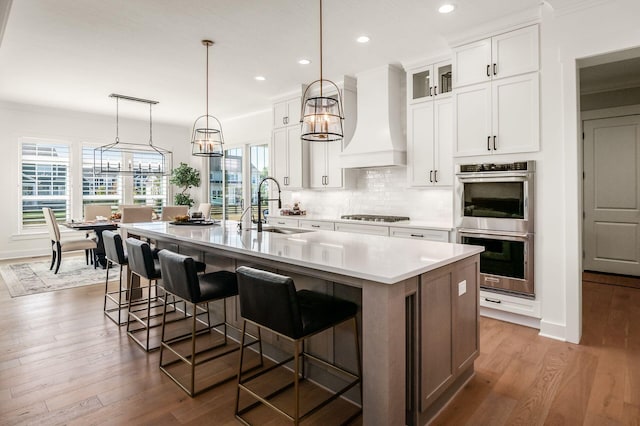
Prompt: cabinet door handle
<box><xmin>487</xmin><ymin>136</ymin><xmax>491</xmax><ymax>151</ymax></box>
<box><xmin>277</xmin><ymin>221</ymin><xmax>286</xmax><ymax>225</ymax></box>
<box><xmin>429</xmin><ymin>86</ymin><xmax>433</xmax><ymax>96</ymax></box>
<box><xmin>486</xmin><ymin>64</ymin><xmax>490</xmax><ymax>77</ymax></box>
<box><xmin>493</xmin><ymin>135</ymin><xmax>497</xmax><ymax>150</ymax></box>
<box><xmin>429</xmin><ymin>170</ymin><xmax>433</xmax><ymax>182</ymax></box>
<box><xmin>311</xmin><ymin>224</ymin><xmax>321</xmax><ymax>228</ymax></box>
<box><xmin>410</xmin><ymin>234</ymin><xmax>424</xmax><ymax>238</ymax></box>
<box><xmin>484</xmin><ymin>297</ymin><xmax>502</xmax><ymax>304</ymax></box>
<box><xmin>434</xmin><ymin>170</ymin><xmax>438</xmax><ymax>182</ymax></box>
<box><xmin>434</xmin><ymin>85</ymin><xmax>437</xmax><ymax>96</ymax></box>
<box><xmin>284</xmin><ymin>176</ymin><xmax>289</xmax><ymax>185</ymax></box>
<box><xmin>493</xmin><ymin>63</ymin><xmax>497</xmax><ymax>75</ymax></box>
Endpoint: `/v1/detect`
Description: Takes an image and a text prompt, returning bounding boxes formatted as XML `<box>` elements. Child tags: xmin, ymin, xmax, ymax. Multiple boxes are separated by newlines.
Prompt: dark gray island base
<box><xmin>122</xmin><ymin>221</ymin><xmax>482</xmax><ymax>425</ymax></box>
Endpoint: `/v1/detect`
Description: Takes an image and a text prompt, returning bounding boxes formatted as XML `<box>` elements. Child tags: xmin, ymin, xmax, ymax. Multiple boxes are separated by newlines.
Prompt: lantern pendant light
<box><xmin>191</xmin><ymin>40</ymin><xmax>225</xmax><ymax>157</ymax></box>
<box><xmin>300</xmin><ymin>0</ymin><xmax>344</xmax><ymax>142</ymax></box>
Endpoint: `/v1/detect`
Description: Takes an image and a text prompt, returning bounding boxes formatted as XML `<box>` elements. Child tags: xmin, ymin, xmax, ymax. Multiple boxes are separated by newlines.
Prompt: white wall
<box><xmin>538</xmin><ymin>0</ymin><xmax>640</xmax><ymax>342</ymax></box>
<box><xmin>0</xmin><ymin>101</ymin><xmax>191</xmax><ymax>259</ymax></box>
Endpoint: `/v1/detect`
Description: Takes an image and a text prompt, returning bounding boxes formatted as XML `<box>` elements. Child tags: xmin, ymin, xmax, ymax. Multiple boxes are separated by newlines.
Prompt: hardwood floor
<box><xmin>1</xmin><ymin>261</ymin><xmax>639</xmax><ymax>425</ymax></box>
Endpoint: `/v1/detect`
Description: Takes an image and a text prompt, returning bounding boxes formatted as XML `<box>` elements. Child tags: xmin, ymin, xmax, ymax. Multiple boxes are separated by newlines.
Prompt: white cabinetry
<box><xmin>309</xmin><ymin>141</ymin><xmax>344</xmax><ymax>188</ymax></box>
<box><xmin>273</xmin><ymin>125</ymin><xmax>308</xmax><ymax>189</ymax></box>
<box><xmin>453</xmin><ymin>25</ymin><xmax>539</xmax><ymax>88</ymax></box>
<box><xmin>334</xmin><ymin>222</ymin><xmax>390</xmax><ymax>236</ymax></box>
<box><xmin>408</xmin><ymin>97</ymin><xmax>453</xmax><ymax>186</ymax></box>
<box><xmin>389</xmin><ymin>226</ymin><xmax>450</xmax><ymax>242</ymax></box>
<box><xmin>409</xmin><ymin>61</ymin><xmax>452</xmax><ymax>103</ymax></box>
<box><xmin>299</xmin><ymin>220</ymin><xmax>335</xmax><ymax>231</ymax></box>
<box><xmin>266</xmin><ymin>217</ymin><xmax>300</xmax><ymax>228</ymax></box>
<box><xmin>454</xmin><ymin>73</ymin><xmax>539</xmax><ymax>156</ymax></box>
<box><xmin>453</xmin><ymin>25</ymin><xmax>540</xmax><ymax>157</ymax></box>
<box><xmin>273</xmin><ymin>97</ymin><xmax>301</xmax><ymax>129</ymax></box>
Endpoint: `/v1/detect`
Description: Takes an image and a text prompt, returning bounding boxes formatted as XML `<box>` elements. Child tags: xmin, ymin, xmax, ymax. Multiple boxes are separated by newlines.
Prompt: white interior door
<box><xmin>583</xmin><ymin>115</ymin><xmax>640</xmax><ymax>276</ymax></box>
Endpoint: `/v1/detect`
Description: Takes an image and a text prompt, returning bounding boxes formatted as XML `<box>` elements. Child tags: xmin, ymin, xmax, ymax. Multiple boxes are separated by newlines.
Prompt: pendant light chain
<box><xmin>206</xmin><ymin>42</ymin><xmax>209</xmax><ymax>130</ymax></box>
<box><xmin>115</xmin><ymin>97</ymin><xmax>120</xmax><ymax>142</ymax></box>
<box><xmin>319</xmin><ymin>0</ymin><xmax>323</xmax><ymax>97</ymax></box>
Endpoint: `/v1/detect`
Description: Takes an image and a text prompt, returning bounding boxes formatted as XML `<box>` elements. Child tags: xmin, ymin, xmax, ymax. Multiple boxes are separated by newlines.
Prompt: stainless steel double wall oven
<box><xmin>456</xmin><ymin>161</ymin><xmax>535</xmax><ymax>298</ymax></box>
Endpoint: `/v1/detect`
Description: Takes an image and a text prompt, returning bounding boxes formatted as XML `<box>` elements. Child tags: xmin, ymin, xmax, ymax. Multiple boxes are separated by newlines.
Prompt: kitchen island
<box><xmin>122</xmin><ymin>221</ymin><xmax>483</xmax><ymax>426</ymax></box>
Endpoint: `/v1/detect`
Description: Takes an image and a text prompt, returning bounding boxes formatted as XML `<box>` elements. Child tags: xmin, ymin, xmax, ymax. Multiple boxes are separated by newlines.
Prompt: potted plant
<box><xmin>169</xmin><ymin>162</ymin><xmax>201</xmax><ymax>207</ymax></box>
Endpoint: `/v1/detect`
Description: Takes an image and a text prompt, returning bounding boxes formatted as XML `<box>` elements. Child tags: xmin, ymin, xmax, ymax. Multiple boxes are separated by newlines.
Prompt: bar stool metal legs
<box><xmin>103</xmin><ymin>260</ymin><xmax>130</xmax><ymax>326</ymax></box>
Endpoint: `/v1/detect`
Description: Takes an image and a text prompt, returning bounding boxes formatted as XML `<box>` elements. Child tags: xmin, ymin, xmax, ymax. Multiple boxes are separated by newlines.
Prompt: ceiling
<box><xmin>0</xmin><ymin>0</ymin><xmax>543</xmax><ymax>125</ymax></box>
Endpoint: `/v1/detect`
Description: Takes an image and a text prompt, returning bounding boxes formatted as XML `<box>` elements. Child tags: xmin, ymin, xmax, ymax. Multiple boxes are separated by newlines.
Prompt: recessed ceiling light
<box><xmin>438</xmin><ymin>4</ymin><xmax>455</xmax><ymax>13</ymax></box>
<box><xmin>356</xmin><ymin>35</ymin><xmax>370</xmax><ymax>43</ymax></box>
<box><xmin>298</xmin><ymin>59</ymin><xmax>311</xmax><ymax>65</ymax></box>
<box><xmin>254</xmin><ymin>76</ymin><xmax>266</xmax><ymax>81</ymax></box>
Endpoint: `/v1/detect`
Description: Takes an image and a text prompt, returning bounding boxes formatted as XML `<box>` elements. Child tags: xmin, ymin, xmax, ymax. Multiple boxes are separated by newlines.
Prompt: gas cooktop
<box><xmin>340</xmin><ymin>214</ymin><xmax>410</xmax><ymax>223</ymax></box>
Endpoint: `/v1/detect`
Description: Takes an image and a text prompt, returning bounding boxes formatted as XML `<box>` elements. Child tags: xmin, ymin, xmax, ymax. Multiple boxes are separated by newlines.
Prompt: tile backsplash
<box><xmin>280</xmin><ymin>167</ymin><xmax>453</xmax><ymax>225</ymax></box>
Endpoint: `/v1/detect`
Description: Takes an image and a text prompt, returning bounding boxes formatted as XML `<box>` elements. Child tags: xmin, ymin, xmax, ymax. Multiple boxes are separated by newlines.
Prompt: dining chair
<box><xmin>84</xmin><ymin>204</ymin><xmax>112</xmax><ymax>220</ymax></box>
<box><xmin>120</xmin><ymin>206</ymin><xmax>154</xmax><ymax>223</ymax></box>
<box><xmin>42</xmin><ymin>207</ymin><xmax>98</xmax><ymax>274</ymax></box>
<box><xmin>197</xmin><ymin>203</ymin><xmax>211</xmax><ymax>220</ymax></box>
<box><xmin>160</xmin><ymin>206</ymin><xmax>189</xmax><ymax>221</ymax></box>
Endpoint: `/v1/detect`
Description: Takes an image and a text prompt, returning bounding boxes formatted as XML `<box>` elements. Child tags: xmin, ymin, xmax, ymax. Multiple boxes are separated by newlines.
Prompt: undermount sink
<box><xmin>261</xmin><ymin>226</ymin><xmax>315</xmax><ymax>235</ymax></box>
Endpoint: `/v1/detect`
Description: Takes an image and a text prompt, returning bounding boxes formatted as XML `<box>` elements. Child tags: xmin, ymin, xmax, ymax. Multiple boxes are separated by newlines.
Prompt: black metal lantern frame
<box><xmin>300</xmin><ymin>0</ymin><xmax>344</xmax><ymax>142</ymax></box>
<box><xmin>94</xmin><ymin>94</ymin><xmax>173</xmax><ymax>176</ymax></box>
<box><xmin>191</xmin><ymin>40</ymin><xmax>225</xmax><ymax>157</ymax></box>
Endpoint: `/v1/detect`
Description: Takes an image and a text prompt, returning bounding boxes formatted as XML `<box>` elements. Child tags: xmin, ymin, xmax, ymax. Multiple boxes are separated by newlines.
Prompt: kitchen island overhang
<box><xmin>121</xmin><ymin>221</ymin><xmax>483</xmax><ymax>426</ymax></box>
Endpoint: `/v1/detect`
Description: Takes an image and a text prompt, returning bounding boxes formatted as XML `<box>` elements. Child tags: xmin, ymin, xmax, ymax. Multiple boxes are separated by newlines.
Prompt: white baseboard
<box><xmin>0</xmin><ymin>248</ymin><xmax>49</xmax><ymax>260</ymax></box>
<box><xmin>539</xmin><ymin>320</ymin><xmax>567</xmax><ymax>342</ymax></box>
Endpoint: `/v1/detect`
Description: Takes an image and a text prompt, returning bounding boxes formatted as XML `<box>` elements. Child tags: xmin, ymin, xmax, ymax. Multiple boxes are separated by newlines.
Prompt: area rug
<box><xmin>0</xmin><ymin>256</ymin><xmax>111</xmax><ymax>297</ymax></box>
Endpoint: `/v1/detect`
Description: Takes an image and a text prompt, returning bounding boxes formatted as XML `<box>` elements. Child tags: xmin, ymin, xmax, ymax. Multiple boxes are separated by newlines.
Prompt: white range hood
<box><xmin>341</xmin><ymin>64</ymin><xmax>406</xmax><ymax>168</ymax></box>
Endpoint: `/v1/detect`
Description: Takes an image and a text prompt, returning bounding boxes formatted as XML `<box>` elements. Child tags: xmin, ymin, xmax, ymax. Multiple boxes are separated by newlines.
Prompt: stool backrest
<box><xmin>236</xmin><ymin>266</ymin><xmax>302</xmax><ymax>338</ymax></box>
<box><xmin>125</xmin><ymin>238</ymin><xmax>157</xmax><ymax>279</ymax></box>
<box><xmin>157</xmin><ymin>250</ymin><xmax>200</xmax><ymax>302</ymax></box>
<box><xmin>103</xmin><ymin>230</ymin><xmax>126</xmax><ymax>265</ymax></box>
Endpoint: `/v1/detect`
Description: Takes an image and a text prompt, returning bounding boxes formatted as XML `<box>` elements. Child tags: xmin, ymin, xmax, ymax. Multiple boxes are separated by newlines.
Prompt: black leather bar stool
<box><xmin>125</xmin><ymin>237</ymin><xmax>166</xmax><ymax>351</ymax></box>
<box><xmin>157</xmin><ymin>250</ymin><xmax>239</xmax><ymax>396</ymax></box>
<box><xmin>102</xmin><ymin>230</ymin><xmax>131</xmax><ymax>326</ymax></box>
<box><xmin>234</xmin><ymin>266</ymin><xmax>362</xmax><ymax>425</ymax></box>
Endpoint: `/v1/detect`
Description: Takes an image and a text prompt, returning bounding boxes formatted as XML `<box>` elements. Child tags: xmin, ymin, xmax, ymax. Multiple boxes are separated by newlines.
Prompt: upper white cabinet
<box><xmin>453</xmin><ymin>24</ymin><xmax>540</xmax><ymax>157</ymax></box>
<box><xmin>453</xmin><ymin>25</ymin><xmax>539</xmax><ymax>88</ymax></box>
<box><xmin>309</xmin><ymin>141</ymin><xmax>344</xmax><ymax>188</ymax></box>
<box><xmin>407</xmin><ymin>61</ymin><xmax>454</xmax><ymax>187</ymax></box>
<box><xmin>273</xmin><ymin>125</ymin><xmax>308</xmax><ymax>189</ymax></box>
<box><xmin>408</xmin><ymin>97</ymin><xmax>453</xmax><ymax>186</ymax></box>
<box><xmin>273</xmin><ymin>96</ymin><xmax>301</xmax><ymax>129</ymax></box>
<box><xmin>409</xmin><ymin>61</ymin><xmax>453</xmax><ymax>104</ymax></box>
<box><xmin>454</xmin><ymin>72</ymin><xmax>539</xmax><ymax>156</ymax></box>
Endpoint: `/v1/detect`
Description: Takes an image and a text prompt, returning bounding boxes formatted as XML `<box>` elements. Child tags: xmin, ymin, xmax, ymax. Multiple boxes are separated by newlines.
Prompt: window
<box><xmin>209</xmin><ymin>143</ymin><xmax>269</xmax><ymax>221</ymax></box>
<box><xmin>210</xmin><ymin>147</ymin><xmax>243</xmax><ymax>220</ymax></box>
<box><xmin>21</xmin><ymin>141</ymin><xmax>70</xmax><ymax>227</ymax></box>
<box><xmin>132</xmin><ymin>151</ymin><xmax>167</xmax><ymax>216</ymax></box>
<box><xmin>82</xmin><ymin>146</ymin><xmax>122</xmax><ymax>213</ymax></box>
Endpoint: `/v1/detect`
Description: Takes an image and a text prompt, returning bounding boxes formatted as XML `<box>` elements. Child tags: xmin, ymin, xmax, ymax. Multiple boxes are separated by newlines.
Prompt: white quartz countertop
<box><xmin>268</xmin><ymin>215</ymin><xmax>454</xmax><ymax>231</ymax></box>
<box><xmin>122</xmin><ymin>221</ymin><xmax>481</xmax><ymax>285</ymax></box>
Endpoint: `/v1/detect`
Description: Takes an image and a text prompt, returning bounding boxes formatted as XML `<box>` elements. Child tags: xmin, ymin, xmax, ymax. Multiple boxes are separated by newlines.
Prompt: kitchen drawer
<box><xmin>335</xmin><ymin>222</ymin><xmax>389</xmax><ymax>236</ymax></box>
<box><xmin>479</xmin><ymin>290</ymin><xmax>541</xmax><ymax>318</ymax></box>
<box><xmin>266</xmin><ymin>217</ymin><xmax>300</xmax><ymax>228</ymax></box>
<box><xmin>299</xmin><ymin>220</ymin><xmax>335</xmax><ymax>231</ymax></box>
<box><xmin>389</xmin><ymin>227</ymin><xmax>450</xmax><ymax>242</ymax></box>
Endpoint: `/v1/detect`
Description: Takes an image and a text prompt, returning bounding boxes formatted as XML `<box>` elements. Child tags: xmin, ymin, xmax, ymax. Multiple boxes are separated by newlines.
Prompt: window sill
<box><xmin>12</xmin><ymin>228</ymin><xmax>78</xmax><ymax>241</ymax></box>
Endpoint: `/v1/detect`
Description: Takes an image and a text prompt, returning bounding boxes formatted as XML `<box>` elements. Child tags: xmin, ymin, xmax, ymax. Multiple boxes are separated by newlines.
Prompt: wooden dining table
<box><xmin>63</xmin><ymin>221</ymin><xmax>119</xmax><ymax>268</ymax></box>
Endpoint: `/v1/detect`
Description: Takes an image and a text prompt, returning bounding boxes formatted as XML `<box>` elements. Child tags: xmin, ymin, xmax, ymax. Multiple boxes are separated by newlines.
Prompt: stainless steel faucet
<box><xmin>257</xmin><ymin>176</ymin><xmax>282</xmax><ymax>232</ymax></box>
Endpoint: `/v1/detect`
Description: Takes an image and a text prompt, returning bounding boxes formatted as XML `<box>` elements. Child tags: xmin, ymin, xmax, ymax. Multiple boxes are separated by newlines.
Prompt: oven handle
<box><xmin>458</xmin><ymin>229</ymin><xmax>530</xmax><ymax>241</ymax></box>
<box><xmin>456</xmin><ymin>175</ymin><xmax>529</xmax><ymax>183</ymax></box>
